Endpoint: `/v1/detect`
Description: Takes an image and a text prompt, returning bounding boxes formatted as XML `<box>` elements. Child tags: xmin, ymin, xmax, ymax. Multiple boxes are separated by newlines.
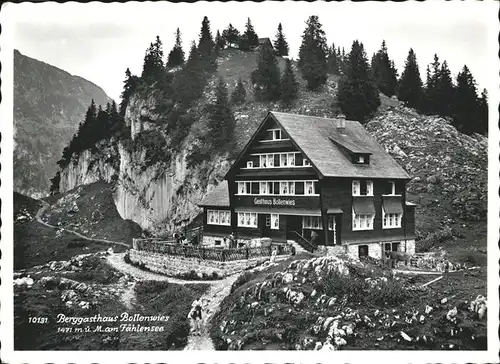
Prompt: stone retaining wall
<box><xmin>128</xmin><ymin>249</ymin><xmax>269</xmax><ymax>278</ymax></box>
<box><xmin>346</xmin><ymin>240</ymin><xmax>416</xmax><ymax>260</ymax></box>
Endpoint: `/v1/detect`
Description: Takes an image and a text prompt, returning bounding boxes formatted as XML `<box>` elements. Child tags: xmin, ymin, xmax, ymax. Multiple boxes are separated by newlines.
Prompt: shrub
<box><xmin>450</xmin><ymin>248</ymin><xmax>486</xmax><ymax>266</ymax></box>
<box><xmin>318</xmin><ymin>268</ymin><xmax>410</xmax><ymax>307</ymax></box>
<box><xmin>68</xmin><ymin>255</ymin><xmax>124</xmax><ymax>285</ymax></box>
<box><xmin>417</xmin><ymin>226</ymin><xmax>453</xmax><ymax>252</ymax></box>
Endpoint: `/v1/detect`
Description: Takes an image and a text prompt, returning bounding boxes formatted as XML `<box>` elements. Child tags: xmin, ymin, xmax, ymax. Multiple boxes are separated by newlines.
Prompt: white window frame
<box><xmin>287</xmin><ymin>153</ymin><xmax>295</xmax><ymax>166</ymax></box>
<box><xmin>302</xmin><ymin>216</ymin><xmax>323</xmax><ymax>230</ymax></box>
<box><xmin>382</xmin><ymin>210</ymin><xmax>403</xmax><ymax>229</ymax></box>
<box><xmin>259</xmin><ymin>182</ymin><xmax>268</xmax><ymax>195</ymax></box>
<box><xmin>260</xmin><ymin>155</ymin><xmax>267</xmax><ymax>168</ymax></box>
<box><xmin>237</xmin><ymin>212</ymin><xmax>258</xmax><ymax>228</ymax></box>
<box><xmin>247</xmin><ymin>161</ymin><xmax>253</xmax><ymax>168</ymax></box>
<box><xmin>271</xmin><ymin>214</ymin><xmax>279</xmax><ymax>229</ymax></box>
<box><xmin>328</xmin><ymin>215</ymin><xmax>337</xmax><ymax>245</ymax></box>
<box><xmin>366</xmin><ymin>180</ymin><xmax>374</xmax><ymax>196</ymax></box>
<box><xmin>303</xmin><ymin>158</ymin><xmax>311</xmax><ymax>166</ymax></box>
<box><xmin>352</xmin><ymin>180</ymin><xmax>360</xmax><ymax>196</ymax></box>
<box><xmin>389</xmin><ymin>181</ymin><xmax>396</xmax><ymax>195</ymax></box>
<box><xmin>305</xmin><ymin>181</ymin><xmax>315</xmax><ymax>195</ymax></box>
<box><xmin>236</xmin><ymin>180</ymin><xmax>319</xmax><ymax>196</ymax></box>
<box><xmin>267</xmin><ymin>154</ymin><xmax>274</xmax><ymax>167</ymax></box>
<box><xmin>273</xmin><ymin>129</ymin><xmax>282</xmax><ymax>140</ymax></box>
<box><xmin>358</xmin><ymin>155</ymin><xmax>365</xmax><ymax>163</ymax></box>
<box><xmin>280</xmin><ymin>153</ymin><xmax>288</xmax><ymax>167</ymax></box>
<box><xmin>352</xmin><ymin>208</ymin><xmax>375</xmax><ymax>231</ymax></box>
<box><xmin>207</xmin><ymin>210</ymin><xmax>231</xmax><ymax>226</ymax></box>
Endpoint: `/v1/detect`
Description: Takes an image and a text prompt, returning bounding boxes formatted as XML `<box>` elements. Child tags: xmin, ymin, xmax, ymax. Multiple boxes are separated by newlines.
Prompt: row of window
<box><xmin>246</xmin><ymin>152</ymin><xmax>311</xmax><ymax>169</ymax></box>
<box><xmin>352</xmin><ymin>180</ymin><xmax>398</xmax><ymax>196</ymax></box>
<box><xmin>352</xmin><ymin>210</ymin><xmax>403</xmax><ymax>230</ymax></box>
<box><xmin>208</xmin><ymin>210</ymin><xmax>402</xmax><ymax>230</ymax></box>
<box><xmin>237</xmin><ymin>180</ymin><xmax>318</xmax><ymax>195</ymax></box>
<box><xmin>207</xmin><ymin>210</ymin><xmax>231</xmax><ymax>226</ymax></box>
<box><xmin>302</xmin><ymin>216</ymin><xmax>336</xmax><ymax>231</ymax></box>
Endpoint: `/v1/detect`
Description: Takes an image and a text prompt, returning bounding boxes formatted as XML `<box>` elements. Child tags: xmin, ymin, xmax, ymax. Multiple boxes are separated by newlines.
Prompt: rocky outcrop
<box><xmin>59</xmin><ymin>92</ymin><xmax>232</xmax><ymax>232</ymax></box>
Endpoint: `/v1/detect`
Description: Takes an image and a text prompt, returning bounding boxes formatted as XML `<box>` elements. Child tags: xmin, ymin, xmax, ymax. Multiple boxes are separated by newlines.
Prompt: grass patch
<box><xmin>130</xmin><ymin>280</ymin><xmax>211</xmax><ymax>350</ymax></box>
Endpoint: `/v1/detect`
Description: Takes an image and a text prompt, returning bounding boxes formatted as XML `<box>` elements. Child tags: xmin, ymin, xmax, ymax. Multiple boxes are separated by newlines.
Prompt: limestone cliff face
<box><xmin>59</xmin><ymin>92</ymin><xmax>231</xmax><ymax>234</ymax></box>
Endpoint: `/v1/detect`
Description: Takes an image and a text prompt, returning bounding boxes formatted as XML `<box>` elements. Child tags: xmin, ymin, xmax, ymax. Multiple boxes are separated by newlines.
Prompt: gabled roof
<box><xmin>198</xmin><ymin>181</ymin><xmax>230</xmax><ymax>207</ymax></box>
<box><xmin>224</xmin><ymin>111</ymin><xmax>410</xmax><ymax>180</ymax></box>
<box><xmin>271</xmin><ymin>112</ymin><xmax>411</xmax><ymax>179</ymax></box>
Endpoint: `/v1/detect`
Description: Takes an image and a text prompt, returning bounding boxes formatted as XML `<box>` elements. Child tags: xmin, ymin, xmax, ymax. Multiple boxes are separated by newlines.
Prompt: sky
<box><xmin>4</xmin><ymin>1</ymin><xmax>498</xmax><ymax>102</ymax></box>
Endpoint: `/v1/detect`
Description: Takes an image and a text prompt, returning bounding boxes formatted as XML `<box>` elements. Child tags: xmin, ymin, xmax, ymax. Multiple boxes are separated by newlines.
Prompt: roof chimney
<box><xmin>337</xmin><ymin>114</ymin><xmax>346</xmax><ymax>132</ymax></box>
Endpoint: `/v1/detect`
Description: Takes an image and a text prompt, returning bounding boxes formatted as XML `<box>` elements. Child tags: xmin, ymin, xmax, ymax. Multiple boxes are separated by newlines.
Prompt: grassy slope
<box><xmin>42</xmin><ymin>182</ymin><xmax>143</xmax><ymax>245</ymax></box>
<box><xmin>14</xmin><ymin>183</ymin><xmax>142</xmax><ymax>269</ymax></box>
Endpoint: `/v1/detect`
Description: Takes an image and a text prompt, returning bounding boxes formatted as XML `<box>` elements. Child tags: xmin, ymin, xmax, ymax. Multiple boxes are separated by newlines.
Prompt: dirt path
<box><xmin>107</xmin><ymin>252</ymin><xmax>240</xmax><ymax>350</ymax></box>
<box><xmin>183</xmin><ymin>274</ymin><xmax>239</xmax><ymax>351</ymax></box>
<box><xmin>35</xmin><ymin>200</ymin><xmax>128</xmax><ymax>248</ymax></box>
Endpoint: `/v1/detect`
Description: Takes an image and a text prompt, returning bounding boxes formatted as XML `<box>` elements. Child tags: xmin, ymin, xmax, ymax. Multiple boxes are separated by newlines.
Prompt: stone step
<box><xmin>286</xmin><ymin>240</ymin><xmax>309</xmax><ymax>254</ymax></box>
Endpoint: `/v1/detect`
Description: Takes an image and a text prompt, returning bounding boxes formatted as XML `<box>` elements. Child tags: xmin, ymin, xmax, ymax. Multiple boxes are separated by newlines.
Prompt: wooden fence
<box><xmin>132</xmin><ymin>238</ymin><xmax>291</xmax><ymax>262</ymax></box>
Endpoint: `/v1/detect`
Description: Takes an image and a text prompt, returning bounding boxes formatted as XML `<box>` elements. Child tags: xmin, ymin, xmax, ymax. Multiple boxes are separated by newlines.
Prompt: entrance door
<box><xmin>261</xmin><ymin>214</ymin><xmax>271</xmax><ymax>237</ymax></box>
<box><xmin>286</xmin><ymin>215</ymin><xmax>302</xmax><ymax>238</ymax></box>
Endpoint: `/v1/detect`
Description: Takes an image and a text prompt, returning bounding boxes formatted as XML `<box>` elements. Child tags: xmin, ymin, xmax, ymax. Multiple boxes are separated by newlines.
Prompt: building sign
<box><xmin>254</xmin><ymin>197</ymin><xmax>296</xmax><ymax>206</ymax></box>
<box><xmin>234</xmin><ymin>195</ymin><xmax>320</xmax><ymax>209</ymax></box>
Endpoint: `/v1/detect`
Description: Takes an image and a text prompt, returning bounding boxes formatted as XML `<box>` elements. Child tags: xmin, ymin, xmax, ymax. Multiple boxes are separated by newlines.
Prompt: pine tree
<box><xmin>119</xmin><ymin>68</ymin><xmax>139</xmax><ymax>117</ymax></box>
<box><xmin>280</xmin><ymin>58</ymin><xmax>299</xmax><ymax>105</ymax></box>
<box><xmin>251</xmin><ymin>41</ymin><xmax>281</xmax><ymax>101</ymax></box>
<box><xmin>477</xmin><ymin>89</ymin><xmax>488</xmax><ymax>135</ymax></box>
<box><xmin>141</xmin><ymin>36</ymin><xmax>165</xmax><ymax>83</ymax></box>
<box><xmin>339</xmin><ymin>47</ymin><xmax>347</xmax><ymax>75</ymax></box>
<box><xmin>298</xmin><ymin>15</ymin><xmax>329</xmax><ymax>90</ymax></box>
<box><xmin>207</xmin><ymin>77</ymin><xmax>235</xmax><ymax>146</ymax></box>
<box><xmin>230</xmin><ymin>77</ymin><xmax>247</xmax><ymax>105</ymax></box>
<box><xmin>371</xmin><ymin>40</ymin><xmax>398</xmax><ymax>97</ymax></box>
<box><xmin>453</xmin><ymin>65</ymin><xmax>479</xmax><ymax>134</ymax></box>
<box><xmin>424</xmin><ymin>54</ymin><xmax>441</xmax><ymax>114</ymax></box>
<box><xmin>337</xmin><ymin>40</ymin><xmax>380</xmax><ymax>122</ymax></box>
<box><xmin>435</xmin><ymin>61</ymin><xmax>455</xmax><ymax>117</ymax></box>
<box><xmin>215</xmin><ymin>30</ymin><xmax>226</xmax><ymax>54</ymax></box>
<box><xmin>222</xmin><ymin>23</ymin><xmax>240</xmax><ymax>48</ymax></box>
<box><xmin>141</xmin><ymin>42</ymin><xmax>155</xmax><ymax>80</ymax></box>
<box><xmin>167</xmin><ymin>28</ymin><xmax>185</xmax><ymax>68</ymax></box>
<box><xmin>397</xmin><ymin>48</ymin><xmax>423</xmax><ymax>110</ymax></box>
<box><xmin>327</xmin><ymin>43</ymin><xmax>340</xmax><ymax>75</ymax></box>
<box><xmin>174</xmin><ymin>41</ymin><xmax>206</xmax><ymax>105</ymax></box>
<box><xmin>198</xmin><ymin>16</ymin><xmax>216</xmax><ymax>71</ymax></box>
<box><xmin>273</xmin><ymin>23</ymin><xmax>289</xmax><ymax>57</ymax></box>
<box><xmin>239</xmin><ymin>17</ymin><xmax>259</xmax><ymax>51</ymax></box>
<box><xmin>49</xmin><ymin>171</ymin><xmax>61</xmax><ymax>195</ymax></box>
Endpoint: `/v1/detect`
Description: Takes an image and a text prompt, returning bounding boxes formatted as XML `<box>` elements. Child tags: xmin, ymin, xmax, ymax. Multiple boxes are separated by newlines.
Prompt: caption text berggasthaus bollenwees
<box><xmin>54</xmin><ymin>312</ymin><xmax>170</xmax><ymax>333</ymax></box>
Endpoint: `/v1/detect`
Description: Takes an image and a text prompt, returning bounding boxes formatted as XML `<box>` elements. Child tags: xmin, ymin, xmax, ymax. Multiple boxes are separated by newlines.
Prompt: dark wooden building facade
<box><xmin>199</xmin><ymin>112</ymin><xmax>416</xmax><ymax>258</ymax></box>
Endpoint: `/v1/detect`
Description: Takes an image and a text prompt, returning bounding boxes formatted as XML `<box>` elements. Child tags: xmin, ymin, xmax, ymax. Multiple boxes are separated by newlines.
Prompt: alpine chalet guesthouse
<box><xmin>198</xmin><ymin>111</ymin><xmax>416</xmax><ymax>260</ymax></box>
